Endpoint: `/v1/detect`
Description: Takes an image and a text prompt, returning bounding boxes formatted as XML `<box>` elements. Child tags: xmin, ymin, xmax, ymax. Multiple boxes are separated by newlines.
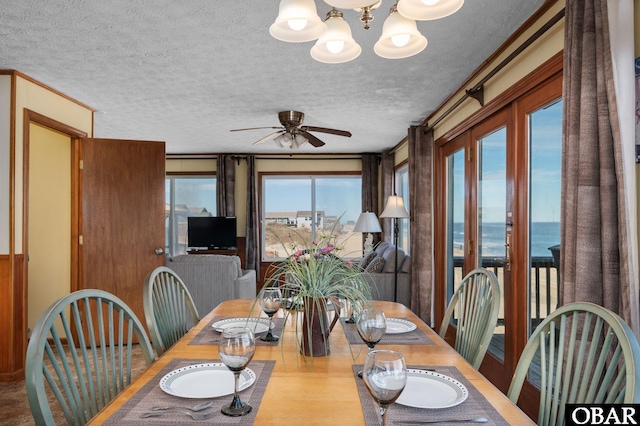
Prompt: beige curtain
<box><xmin>216</xmin><ymin>154</ymin><xmax>235</xmax><ymax>217</ymax></box>
<box><xmin>561</xmin><ymin>0</ymin><xmax>635</xmax><ymax>328</ymax></box>
<box><xmin>408</xmin><ymin>126</ymin><xmax>434</xmax><ymax>325</ymax></box>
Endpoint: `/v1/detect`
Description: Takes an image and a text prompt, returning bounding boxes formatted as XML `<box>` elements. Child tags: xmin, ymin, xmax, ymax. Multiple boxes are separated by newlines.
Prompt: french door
<box><xmin>434</xmin><ymin>73</ymin><xmax>563</xmax><ymax>402</ymax></box>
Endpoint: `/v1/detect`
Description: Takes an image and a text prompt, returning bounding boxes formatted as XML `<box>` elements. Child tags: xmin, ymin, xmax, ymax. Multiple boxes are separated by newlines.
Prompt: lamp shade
<box><xmin>374</xmin><ymin>6</ymin><xmax>427</xmax><ymax>59</ymax></box>
<box><xmin>310</xmin><ymin>9</ymin><xmax>361</xmax><ymax>64</ymax></box>
<box><xmin>269</xmin><ymin>0</ymin><xmax>327</xmax><ymax>42</ymax></box>
<box><xmin>397</xmin><ymin>0</ymin><xmax>464</xmax><ymax>21</ymax></box>
<box><xmin>379</xmin><ymin>195</ymin><xmax>409</xmax><ymax>218</ymax></box>
<box><xmin>353</xmin><ymin>212</ymin><xmax>382</xmax><ymax>233</ymax></box>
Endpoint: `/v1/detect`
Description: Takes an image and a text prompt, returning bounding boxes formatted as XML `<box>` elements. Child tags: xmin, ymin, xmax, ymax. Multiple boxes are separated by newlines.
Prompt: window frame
<box><xmin>165</xmin><ymin>173</ymin><xmax>216</xmax><ymax>256</ymax></box>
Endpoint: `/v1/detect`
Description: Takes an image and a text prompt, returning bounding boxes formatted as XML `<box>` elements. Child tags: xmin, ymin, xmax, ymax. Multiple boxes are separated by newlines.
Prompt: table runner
<box><xmin>189</xmin><ymin>317</ymin><xmax>286</xmax><ymax>346</ymax></box>
<box><xmin>341</xmin><ymin>318</ymin><xmax>434</xmax><ymax>345</ymax></box>
<box><xmin>104</xmin><ymin>358</ymin><xmax>275</xmax><ymax>425</ymax></box>
<box><xmin>354</xmin><ymin>365</ymin><xmax>509</xmax><ymax>425</ymax></box>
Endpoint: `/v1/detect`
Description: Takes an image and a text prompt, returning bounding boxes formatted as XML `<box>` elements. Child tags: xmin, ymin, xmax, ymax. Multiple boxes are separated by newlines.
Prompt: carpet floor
<box><xmin>0</xmin><ymin>344</ymin><xmax>149</xmax><ymax>425</ymax></box>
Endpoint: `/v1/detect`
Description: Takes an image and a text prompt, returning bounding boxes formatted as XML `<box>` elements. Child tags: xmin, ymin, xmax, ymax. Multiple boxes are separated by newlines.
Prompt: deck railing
<box><xmin>453</xmin><ymin>256</ymin><xmax>559</xmax><ymax>325</ymax></box>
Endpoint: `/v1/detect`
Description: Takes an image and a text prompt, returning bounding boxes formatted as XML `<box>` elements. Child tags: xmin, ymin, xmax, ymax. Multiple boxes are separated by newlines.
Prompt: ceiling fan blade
<box><xmin>253</xmin><ymin>131</ymin><xmax>285</xmax><ymax>145</ymax></box>
<box><xmin>301</xmin><ymin>126</ymin><xmax>352</xmax><ymax>138</ymax></box>
<box><xmin>230</xmin><ymin>126</ymin><xmax>283</xmax><ymax>132</ymax></box>
<box><xmin>301</xmin><ymin>131</ymin><xmax>326</xmax><ymax>148</ymax></box>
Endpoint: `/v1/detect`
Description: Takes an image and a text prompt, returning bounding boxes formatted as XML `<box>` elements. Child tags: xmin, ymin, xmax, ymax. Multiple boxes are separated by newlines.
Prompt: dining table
<box><xmin>88</xmin><ymin>299</ymin><xmax>534</xmax><ymax>425</ymax></box>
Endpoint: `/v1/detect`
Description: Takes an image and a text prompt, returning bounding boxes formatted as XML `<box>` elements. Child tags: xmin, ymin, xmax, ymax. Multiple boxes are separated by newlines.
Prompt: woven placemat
<box><xmin>341</xmin><ymin>318</ymin><xmax>434</xmax><ymax>345</ymax></box>
<box><xmin>189</xmin><ymin>317</ymin><xmax>285</xmax><ymax>346</ymax></box>
<box><xmin>354</xmin><ymin>365</ymin><xmax>509</xmax><ymax>425</ymax></box>
<box><xmin>104</xmin><ymin>358</ymin><xmax>275</xmax><ymax>425</ymax></box>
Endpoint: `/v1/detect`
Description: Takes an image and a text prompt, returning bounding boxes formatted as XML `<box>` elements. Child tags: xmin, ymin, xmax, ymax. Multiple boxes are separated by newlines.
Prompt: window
<box><xmin>262</xmin><ymin>175</ymin><xmax>362</xmax><ymax>260</ymax></box>
<box><xmin>395</xmin><ymin>164</ymin><xmax>410</xmax><ymax>253</ymax></box>
<box><xmin>166</xmin><ymin>176</ymin><xmax>216</xmax><ymax>256</ymax></box>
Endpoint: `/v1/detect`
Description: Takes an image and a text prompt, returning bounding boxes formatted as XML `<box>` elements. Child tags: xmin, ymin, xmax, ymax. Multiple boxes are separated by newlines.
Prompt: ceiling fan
<box><xmin>230</xmin><ymin>111</ymin><xmax>352</xmax><ymax>149</ymax></box>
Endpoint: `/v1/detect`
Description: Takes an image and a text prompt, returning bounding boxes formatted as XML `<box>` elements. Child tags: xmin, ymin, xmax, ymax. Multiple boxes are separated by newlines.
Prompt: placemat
<box><xmin>341</xmin><ymin>317</ymin><xmax>434</xmax><ymax>345</ymax></box>
<box><xmin>104</xmin><ymin>358</ymin><xmax>275</xmax><ymax>425</ymax></box>
<box><xmin>189</xmin><ymin>317</ymin><xmax>286</xmax><ymax>346</ymax></box>
<box><xmin>354</xmin><ymin>365</ymin><xmax>509</xmax><ymax>425</ymax></box>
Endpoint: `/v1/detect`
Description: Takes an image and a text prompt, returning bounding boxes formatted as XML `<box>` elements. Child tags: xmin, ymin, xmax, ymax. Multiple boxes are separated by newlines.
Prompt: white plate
<box><xmin>211</xmin><ymin>317</ymin><xmax>272</xmax><ymax>333</ymax></box>
<box><xmin>385</xmin><ymin>318</ymin><xmax>417</xmax><ymax>334</ymax></box>
<box><xmin>396</xmin><ymin>369</ymin><xmax>468</xmax><ymax>409</ymax></box>
<box><xmin>159</xmin><ymin>363</ymin><xmax>256</xmax><ymax>399</ymax></box>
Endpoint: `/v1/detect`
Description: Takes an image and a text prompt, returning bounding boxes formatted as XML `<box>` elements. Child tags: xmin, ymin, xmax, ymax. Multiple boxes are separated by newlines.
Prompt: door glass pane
<box><xmin>477</xmin><ymin>127</ymin><xmax>506</xmax><ymax>362</ymax></box>
<box><xmin>446</xmin><ymin>149</ymin><xmax>466</xmax><ymax>305</ymax></box>
<box><xmin>528</xmin><ymin>99</ymin><xmax>562</xmax><ymax>337</ymax></box>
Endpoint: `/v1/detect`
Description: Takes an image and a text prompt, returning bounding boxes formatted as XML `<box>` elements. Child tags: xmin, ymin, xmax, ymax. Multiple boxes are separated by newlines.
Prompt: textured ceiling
<box><xmin>0</xmin><ymin>0</ymin><xmax>545</xmax><ymax>154</ymax></box>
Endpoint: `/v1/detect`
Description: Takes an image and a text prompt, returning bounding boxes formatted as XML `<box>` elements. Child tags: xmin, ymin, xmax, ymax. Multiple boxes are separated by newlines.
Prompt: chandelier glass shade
<box><xmin>269</xmin><ymin>0</ymin><xmax>328</xmax><ymax>42</ymax></box>
<box><xmin>310</xmin><ymin>9</ymin><xmax>362</xmax><ymax>64</ymax></box>
<box><xmin>374</xmin><ymin>5</ymin><xmax>427</xmax><ymax>59</ymax></box>
<box><xmin>275</xmin><ymin>133</ymin><xmax>309</xmax><ymax>149</ymax></box>
<box><xmin>397</xmin><ymin>0</ymin><xmax>464</xmax><ymax>21</ymax></box>
<box><xmin>324</xmin><ymin>0</ymin><xmax>379</xmax><ymax>7</ymax></box>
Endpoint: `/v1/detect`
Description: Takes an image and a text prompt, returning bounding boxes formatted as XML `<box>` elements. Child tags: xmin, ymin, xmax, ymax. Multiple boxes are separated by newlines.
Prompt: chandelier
<box><xmin>269</xmin><ymin>0</ymin><xmax>464</xmax><ymax>63</ymax></box>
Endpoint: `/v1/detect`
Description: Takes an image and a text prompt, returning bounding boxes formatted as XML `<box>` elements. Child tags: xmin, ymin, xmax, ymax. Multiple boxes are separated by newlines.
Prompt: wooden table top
<box><xmin>88</xmin><ymin>299</ymin><xmax>533</xmax><ymax>425</ymax></box>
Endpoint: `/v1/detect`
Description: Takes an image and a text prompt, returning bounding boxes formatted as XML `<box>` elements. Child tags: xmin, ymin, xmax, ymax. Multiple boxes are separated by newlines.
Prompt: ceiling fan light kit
<box><xmin>270</xmin><ymin>0</ymin><xmax>463</xmax><ymax>63</ymax></box>
<box><xmin>269</xmin><ymin>0</ymin><xmax>328</xmax><ymax>42</ymax></box>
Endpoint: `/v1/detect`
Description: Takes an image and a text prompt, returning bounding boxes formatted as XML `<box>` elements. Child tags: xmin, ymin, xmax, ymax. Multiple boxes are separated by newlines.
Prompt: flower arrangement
<box><xmin>260</xmin><ymin>220</ymin><xmax>373</xmax><ymax>357</ymax></box>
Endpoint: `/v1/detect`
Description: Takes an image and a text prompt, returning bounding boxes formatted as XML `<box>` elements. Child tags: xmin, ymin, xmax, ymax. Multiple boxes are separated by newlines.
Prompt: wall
<box><xmin>0</xmin><ymin>76</ymin><xmax>10</xmax><ymax>254</ymax></box>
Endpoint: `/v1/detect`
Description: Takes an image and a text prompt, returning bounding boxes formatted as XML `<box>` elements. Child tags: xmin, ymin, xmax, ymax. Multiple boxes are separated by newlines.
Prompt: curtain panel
<box><xmin>245</xmin><ymin>155</ymin><xmax>260</xmax><ymax>277</ymax></box>
<box><xmin>361</xmin><ymin>153</ymin><xmax>381</xmax><ymax>246</ymax></box>
<box><xmin>380</xmin><ymin>149</ymin><xmax>395</xmax><ymax>243</ymax></box>
<box><xmin>216</xmin><ymin>154</ymin><xmax>235</xmax><ymax>217</ymax></box>
<box><xmin>561</xmin><ymin>0</ymin><xmax>638</xmax><ymax>333</ymax></box>
<box><xmin>408</xmin><ymin>126</ymin><xmax>434</xmax><ymax>325</ymax></box>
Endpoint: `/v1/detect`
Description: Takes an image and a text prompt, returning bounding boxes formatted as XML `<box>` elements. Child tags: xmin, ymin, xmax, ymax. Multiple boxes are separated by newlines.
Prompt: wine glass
<box><xmin>356</xmin><ymin>308</ymin><xmax>386</xmax><ymax>377</ymax></box>
<box><xmin>218</xmin><ymin>327</ymin><xmax>256</xmax><ymax>417</ymax></box>
<box><xmin>259</xmin><ymin>287</ymin><xmax>282</xmax><ymax>341</ymax></box>
<box><xmin>362</xmin><ymin>350</ymin><xmax>407</xmax><ymax>426</ymax></box>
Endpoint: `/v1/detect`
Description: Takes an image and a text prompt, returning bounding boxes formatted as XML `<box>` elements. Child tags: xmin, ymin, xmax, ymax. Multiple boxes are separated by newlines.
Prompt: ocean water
<box><xmin>453</xmin><ymin>222</ymin><xmax>560</xmax><ymax>257</ymax></box>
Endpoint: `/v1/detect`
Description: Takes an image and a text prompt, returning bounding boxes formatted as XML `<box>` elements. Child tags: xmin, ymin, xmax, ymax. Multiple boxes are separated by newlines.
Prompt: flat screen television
<box><xmin>187</xmin><ymin>216</ymin><xmax>237</xmax><ymax>249</ymax></box>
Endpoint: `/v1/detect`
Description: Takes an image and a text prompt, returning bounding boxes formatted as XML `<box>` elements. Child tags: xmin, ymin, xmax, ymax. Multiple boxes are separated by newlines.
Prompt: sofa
<box><xmin>358</xmin><ymin>242</ymin><xmax>411</xmax><ymax>307</ymax></box>
<box><xmin>166</xmin><ymin>254</ymin><xmax>257</xmax><ymax>316</ymax></box>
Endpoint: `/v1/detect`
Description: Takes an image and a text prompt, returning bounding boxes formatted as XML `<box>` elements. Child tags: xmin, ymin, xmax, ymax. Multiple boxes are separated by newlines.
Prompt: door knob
<box><xmin>155</xmin><ymin>248</ymin><xmax>164</xmax><ymax>255</ymax></box>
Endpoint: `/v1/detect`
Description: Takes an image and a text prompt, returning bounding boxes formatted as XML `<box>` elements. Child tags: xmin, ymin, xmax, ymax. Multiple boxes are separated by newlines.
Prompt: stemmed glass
<box><xmin>259</xmin><ymin>287</ymin><xmax>282</xmax><ymax>342</ymax></box>
<box><xmin>362</xmin><ymin>350</ymin><xmax>407</xmax><ymax>426</ymax></box>
<box><xmin>357</xmin><ymin>309</ymin><xmax>387</xmax><ymax>351</ymax></box>
<box><xmin>218</xmin><ymin>327</ymin><xmax>256</xmax><ymax>417</ymax></box>
<box><xmin>356</xmin><ymin>308</ymin><xmax>386</xmax><ymax>377</ymax></box>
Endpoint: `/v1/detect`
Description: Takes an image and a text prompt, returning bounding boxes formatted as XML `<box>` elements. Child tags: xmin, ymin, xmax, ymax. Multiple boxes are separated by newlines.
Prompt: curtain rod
<box><xmin>424</xmin><ymin>7</ymin><xmax>565</xmax><ymax>133</ymax></box>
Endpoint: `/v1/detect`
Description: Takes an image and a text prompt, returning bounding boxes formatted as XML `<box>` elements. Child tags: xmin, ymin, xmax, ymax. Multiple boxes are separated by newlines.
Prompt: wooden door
<box><xmin>78</xmin><ymin>138</ymin><xmax>165</xmax><ymax>329</ymax></box>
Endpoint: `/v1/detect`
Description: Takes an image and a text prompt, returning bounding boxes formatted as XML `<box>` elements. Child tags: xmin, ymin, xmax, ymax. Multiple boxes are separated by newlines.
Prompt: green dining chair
<box><xmin>26</xmin><ymin>289</ymin><xmax>155</xmax><ymax>426</ymax></box>
<box><xmin>439</xmin><ymin>267</ymin><xmax>500</xmax><ymax>369</ymax></box>
<box><xmin>507</xmin><ymin>302</ymin><xmax>640</xmax><ymax>426</ymax></box>
<box><xmin>143</xmin><ymin>266</ymin><xmax>200</xmax><ymax>357</ymax></box>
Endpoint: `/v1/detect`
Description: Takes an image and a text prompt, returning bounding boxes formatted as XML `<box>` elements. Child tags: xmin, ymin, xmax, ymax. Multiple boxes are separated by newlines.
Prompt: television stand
<box><xmin>187</xmin><ymin>248</ymin><xmax>238</xmax><ymax>256</ymax></box>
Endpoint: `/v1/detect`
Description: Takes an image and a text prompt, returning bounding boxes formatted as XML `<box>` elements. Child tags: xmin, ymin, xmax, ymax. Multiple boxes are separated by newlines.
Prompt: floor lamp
<box><xmin>353</xmin><ymin>211</ymin><xmax>382</xmax><ymax>256</ymax></box>
<box><xmin>379</xmin><ymin>195</ymin><xmax>409</xmax><ymax>302</ymax></box>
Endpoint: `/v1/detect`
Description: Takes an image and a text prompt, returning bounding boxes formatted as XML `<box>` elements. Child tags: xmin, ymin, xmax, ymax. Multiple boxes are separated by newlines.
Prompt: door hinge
<box><xmin>467</xmin><ymin>239</ymin><xmax>473</xmax><ymax>255</ymax></box>
<box><xmin>467</xmin><ymin>147</ymin><xmax>472</xmax><ymax>162</ymax></box>
<box><xmin>79</xmin><ymin>160</ymin><xmax>84</xmax><ymax>170</ymax></box>
<box><xmin>79</xmin><ymin>235</ymin><xmax>83</xmax><ymax>245</ymax></box>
